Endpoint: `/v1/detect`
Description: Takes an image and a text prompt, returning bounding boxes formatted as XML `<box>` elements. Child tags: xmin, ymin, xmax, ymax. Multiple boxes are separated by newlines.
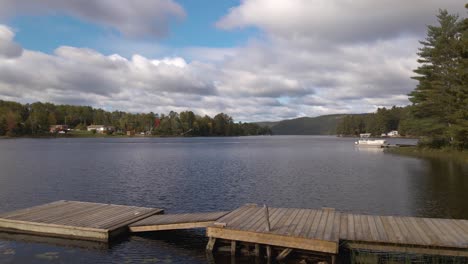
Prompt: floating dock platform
<box><xmin>0</xmin><ymin>200</ymin><xmax>163</xmax><ymax>241</ymax></box>
<box><xmin>0</xmin><ymin>201</ymin><xmax>466</xmax><ymax>262</ymax></box>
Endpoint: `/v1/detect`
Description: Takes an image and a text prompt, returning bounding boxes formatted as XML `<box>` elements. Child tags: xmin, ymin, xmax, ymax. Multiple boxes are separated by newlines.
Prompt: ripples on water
<box><xmin>0</xmin><ymin>136</ymin><xmax>466</xmax><ymax>263</ymax></box>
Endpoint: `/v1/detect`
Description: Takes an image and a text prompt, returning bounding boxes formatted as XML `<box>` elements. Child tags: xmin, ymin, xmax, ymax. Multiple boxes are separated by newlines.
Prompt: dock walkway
<box><xmin>0</xmin><ymin>201</ymin><xmax>466</xmax><ymax>261</ymax></box>
<box><xmin>129</xmin><ymin>211</ymin><xmax>229</xmax><ymax>232</ymax></box>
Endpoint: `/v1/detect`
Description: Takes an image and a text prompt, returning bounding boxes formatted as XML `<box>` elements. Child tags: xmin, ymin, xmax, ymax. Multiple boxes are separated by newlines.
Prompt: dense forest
<box><xmin>0</xmin><ymin>100</ymin><xmax>271</xmax><ymax>137</ymax></box>
<box><xmin>337</xmin><ymin>9</ymin><xmax>467</xmax><ymax>150</ymax></box>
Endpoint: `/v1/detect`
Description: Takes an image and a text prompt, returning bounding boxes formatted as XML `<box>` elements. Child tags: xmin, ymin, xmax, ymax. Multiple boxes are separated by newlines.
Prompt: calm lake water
<box><xmin>0</xmin><ymin>136</ymin><xmax>466</xmax><ymax>263</ymax></box>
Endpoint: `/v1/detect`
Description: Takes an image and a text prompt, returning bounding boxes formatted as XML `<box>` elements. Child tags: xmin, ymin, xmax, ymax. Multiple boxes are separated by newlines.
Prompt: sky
<box><xmin>0</xmin><ymin>0</ymin><xmax>464</xmax><ymax>122</ymax></box>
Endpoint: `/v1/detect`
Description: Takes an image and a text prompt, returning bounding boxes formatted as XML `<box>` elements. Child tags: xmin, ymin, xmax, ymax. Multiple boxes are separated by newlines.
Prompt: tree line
<box><xmin>0</xmin><ymin>100</ymin><xmax>271</xmax><ymax>137</ymax></box>
<box><xmin>337</xmin><ymin>8</ymin><xmax>467</xmax><ymax>150</ymax></box>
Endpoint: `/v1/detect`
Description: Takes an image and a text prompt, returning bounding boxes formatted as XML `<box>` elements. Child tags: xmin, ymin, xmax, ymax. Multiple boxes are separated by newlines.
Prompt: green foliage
<box><xmin>0</xmin><ymin>117</ymin><xmax>7</xmax><ymax>136</ymax></box>
<box><xmin>336</xmin><ymin>107</ymin><xmax>409</xmax><ymax>136</ymax></box>
<box><xmin>409</xmin><ymin>9</ymin><xmax>468</xmax><ymax>150</ymax></box>
<box><xmin>0</xmin><ymin>99</ymin><xmax>271</xmax><ymax>137</ymax></box>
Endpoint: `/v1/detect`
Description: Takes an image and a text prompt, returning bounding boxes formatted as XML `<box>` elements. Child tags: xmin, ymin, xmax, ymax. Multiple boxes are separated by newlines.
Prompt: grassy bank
<box><xmin>385</xmin><ymin>146</ymin><xmax>468</xmax><ymax>164</ymax></box>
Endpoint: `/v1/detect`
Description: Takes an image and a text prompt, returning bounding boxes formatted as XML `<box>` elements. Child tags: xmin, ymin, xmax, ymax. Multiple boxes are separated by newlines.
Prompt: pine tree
<box><xmin>409</xmin><ymin>9</ymin><xmax>467</xmax><ymax>149</ymax></box>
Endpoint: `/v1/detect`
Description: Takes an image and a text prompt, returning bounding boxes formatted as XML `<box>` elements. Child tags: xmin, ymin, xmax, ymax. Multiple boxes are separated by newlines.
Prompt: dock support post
<box><xmin>231</xmin><ymin>240</ymin><xmax>237</xmax><ymax>255</ymax></box>
<box><xmin>331</xmin><ymin>255</ymin><xmax>336</xmax><ymax>264</ymax></box>
<box><xmin>206</xmin><ymin>251</ymin><xmax>215</xmax><ymax>264</ymax></box>
<box><xmin>206</xmin><ymin>237</ymin><xmax>216</xmax><ymax>252</ymax></box>
<box><xmin>266</xmin><ymin>245</ymin><xmax>272</xmax><ymax>259</ymax></box>
<box><xmin>254</xmin><ymin>244</ymin><xmax>260</xmax><ymax>257</ymax></box>
<box><xmin>263</xmin><ymin>204</ymin><xmax>271</xmax><ymax>231</ymax></box>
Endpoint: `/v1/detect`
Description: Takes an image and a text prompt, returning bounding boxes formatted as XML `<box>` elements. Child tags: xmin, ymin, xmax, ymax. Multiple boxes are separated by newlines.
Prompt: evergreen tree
<box><xmin>409</xmin><ymin>9</ymin><xmax>467</xmax><ymax>149</ymax></box>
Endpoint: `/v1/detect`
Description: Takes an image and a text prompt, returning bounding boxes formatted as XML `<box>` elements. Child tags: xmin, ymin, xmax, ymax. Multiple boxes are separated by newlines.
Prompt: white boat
<box><xmin>355</xmin><ymin>133</ymin><xmax>388</xmax><ymax>148</ymax></box>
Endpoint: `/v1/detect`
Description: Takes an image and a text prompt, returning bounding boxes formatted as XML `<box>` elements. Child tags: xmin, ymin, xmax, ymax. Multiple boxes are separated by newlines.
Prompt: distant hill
<box><xmin>254</xmin><ymin>121</ymin><xmax>279</xmax><ymax>128</ymax></box>
<box><xmin>256</xmin><ymin>114</ymin><xmax>347</xmax><ymax>135</ymax></box>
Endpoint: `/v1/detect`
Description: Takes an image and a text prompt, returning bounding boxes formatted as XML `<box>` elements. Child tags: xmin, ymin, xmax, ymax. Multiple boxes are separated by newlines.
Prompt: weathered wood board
<box><xmin>0</xmin><ymin>200</ymin><xmax>163</xmax><ymax>241</ymax></box>
<box><xmin>129</xmin><ymin>211</ymin><xmax>229</xmax><ymax>232</ymax></box>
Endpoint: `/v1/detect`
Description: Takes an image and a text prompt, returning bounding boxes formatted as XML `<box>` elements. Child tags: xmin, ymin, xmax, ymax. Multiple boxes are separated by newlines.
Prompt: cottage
<box><xmin>87</xmin><ymin>125</ymin><xmax>114</xmax><ymax>134</ymax></box>
<box><xmin>49</xmin><ymin>125</ymin><xmax>69</xmax><ymax>133</ymax></box>
<box><xmin>387</xmin><ymin>130</ymin><xmax>399</xmax><ymax>137</ymax></box>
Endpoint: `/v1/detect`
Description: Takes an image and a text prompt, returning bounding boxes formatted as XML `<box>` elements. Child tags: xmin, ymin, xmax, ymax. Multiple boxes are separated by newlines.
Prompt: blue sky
<box><xmin>9</xmin><ymin>0</ymin><xmax>257</xmax><ymax>57</ymax></box>
<box><xmin>0</xmin><ymin>0</ymin><xmax>463</xmax><ymax>121</ymax></box>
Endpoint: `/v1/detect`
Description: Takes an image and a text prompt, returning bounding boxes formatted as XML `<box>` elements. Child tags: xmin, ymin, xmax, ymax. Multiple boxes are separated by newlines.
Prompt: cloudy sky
<box><xmin>0</xmin><ymin>1</ymin><xmax>463</xmax><ymax>121</ymax></box>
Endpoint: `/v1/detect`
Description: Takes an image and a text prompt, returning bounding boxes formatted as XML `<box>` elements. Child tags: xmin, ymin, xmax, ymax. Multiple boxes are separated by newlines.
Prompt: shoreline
<box><xmin>385</xmin><ymin>146</ymin><xmax>468</xmax><ymax>164</ymax></box>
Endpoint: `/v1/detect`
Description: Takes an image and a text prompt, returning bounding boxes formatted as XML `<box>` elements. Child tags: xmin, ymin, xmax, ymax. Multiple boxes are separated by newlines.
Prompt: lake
<box><xmin>0</xmin><ymin>136</ymin><xmax>466</xmax><ymax>263</ymax></box>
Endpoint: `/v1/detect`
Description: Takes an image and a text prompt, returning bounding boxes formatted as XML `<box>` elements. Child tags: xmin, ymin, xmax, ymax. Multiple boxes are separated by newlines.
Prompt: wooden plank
<box><xmin>359</xmin><ymin>215</ymin><xmax>371</xmax><ymax>241</ymax></box>
<box><xmin>298</xmin><ymin>209</ymin><xmax>316</xmax><ymax>238</ymax></box>
<box><xmin>330</xmin><ymin>212</ymin><xmax>341</xmax><ymax>242</ymax></box>
<box><xmin>380</xmin><ymin>216</ymin><xmax>399</xmax><ymax>243</ymax></box>
<box><xmin>313</xmin><ymin>209</ymin><xmax>330</xmax><ymax>240</ymax></box>
<box><xmin>323</xmin><ymin>211</ymin><xmax>335</xmax><ymax>241</ymax></box>
<box><xmin>293</xmin><ymin>209</ymin><xmax>312</xmax><ymax>237</ymax></box>
<box><xmin>416</xmin><ymin>217</ymin><xmax>441</xmax><ymax>246</ymax></box>
<box><xmin>386</xmin><ymin>216</ymin><xmax>405</xmax><ymax>243</ymax></box>
<box><xmin>422</xmin><ymin>218</ymin><xmax>453</xmax><ymax>246</ymax></box>
<box><xmin>276</xmin><ymin>208</ymin><xmax>300</xmax><ymax>235</ymax></box>
<box><xmin>347</xmin><ymin>214</ymin><xmax>355</xmax><ymax>240</ymax></box>
<box><xmin>131</xmin><ymin>211</ymin><xmax>228</xmax><ymax>227</ymax></box>
<box><xmin>271</xmin><ymin>208</ymin><xmax>293</xmax><ymax>232</ymax></box>
<box><xmin>206</xmin><ymin>237</ymin><xmax>216</xmax><ymax>252</ymax></box>
<box><xmin>207</xmin><ymin>226</ymin><xmax>338</xmax><ymax>254</ymax></box>
<box><xmin>400</xmin><ymin>217</ymin><xmax>424</xmax><ymax>245</ymax></box>
<box><xmin>235</xmin><ymin>208</ymin><xmax>264</xmax><ymax>231</ymax></box>
<box><xmin>252</xmin><ymin>208</ymin><xmax>280</xmax><ymax>232</ymax></box>
<box><xmin>339</xmin><ymin>213</ymin><xmax>348</xmax><ymax>240</ymax></box>
<box><xmin>406</xmin><ymin>217</ymin><xmax>431</xmax><ymax>245</ymax></box>
<box><xmin>0</xmin><ymin>201</ymin><xmax>68</xmax><ymax>219</ymax></box>
<box><xmin>0</xmin><ymin>218</ymin><xmax>108</xmax><ymax>241</ymax></box>
<box><xmin>216</xmin><ymin>205</ymin><xmax>255</xmax><ymax>224</ymax></box>
<box><xmin>283</xmin><ymin>209</ymin><xmax>305</xmax><ymax>236</ymax></box>
<box><xmin>130</xmin><ymin>220</ymin><xmax>214</xmax><ymax>232</ymax></box>
<box><xmin>366</xmin><ymin>215</ymin><xmax>379</xmax><ymax>242</ymax></box>
<box><xmin>353</xmin><ymin>214</ymin><xmax>363</xmax><ymax>241</ymax></box>
<box><xmin>435</xmin><ymin>219</ymin><xmax>465</xmax><ymax>247</ymax></box>
<box><xmin>38</xmin><ymin>204</ymin><xmax>110</xmax><ymax>225</ymax></box>
<box><xmin>427</xmin><ymin>218</ymin><xmax>460</xmax><ymax>247</ymax></box>
<box><xmin>306</xmin><ymin>210</ymin><xmax>322</xmax><ymax>239</ymax></box>
<box><xmin>276</xmin><ymin>248</ymin><xmax>293</xmax><ymax>261</ymax></box>
<box><xmin>445</xmin><ymin>220</ymin><xmax>468</xmax><ymax>247</ymax></box>
<box><xmin>373</xmin><ymin>215</ymin><xmax>389</xmax><ymax>242</ymax></box>
<box><xmin>226</xmin><ymin>207</ymin><xmax>259</xmax><ymax>229</ymax></box>
<box><xmin>393</xmin><ymin>217</ymin><xmax>412</xmax><ymax>243</ymax></box>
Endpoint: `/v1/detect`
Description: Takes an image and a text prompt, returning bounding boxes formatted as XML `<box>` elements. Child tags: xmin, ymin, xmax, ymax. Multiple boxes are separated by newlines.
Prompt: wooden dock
<box><xmin>129</xmin><ymin>211</ymin><xmax>229</xmax><ymax>232</ymax></box>
<box><xmin>340</xmin><ymin>213</ymin><xmax>468</xmax><ymax>257</ymax></box>
<box><xmin>206</xmin><ymin>205</ymin><xmax>341</xmax><ymax>254</ymax></box>
<box><xmin>0</xmin><ymin>200</ymin><xmax>163</xmax><ymax>241</ymax></box>
<box><xmin>205</xmin><ymin>204</ymin><xmax>468</xmax><ymax>261</ymax></box>
<box><xmin>0</xmin><ymin>201</ymin><xmax>466</xmax><ymax>261</ymax></box>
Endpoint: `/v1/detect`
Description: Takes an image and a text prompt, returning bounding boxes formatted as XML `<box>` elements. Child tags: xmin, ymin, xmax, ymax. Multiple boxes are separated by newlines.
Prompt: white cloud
<box><xmin>1</xmin><ymin>1</ymin><xmax>464</xmax><ymax>121</ymax></box>
<box><xmin>0</xmin><ymin>25</ymin><xmax>23</xmax><ymax>58</ymax></box>
<box><xmin>217</xmin><ymin>0</ymin><xmax>462</xmax><ymax>43</ymax></box>
<box><xmin>0</xmin><ymin>0</ymin><xmax>185</xmax><ymax>38</ymax></box>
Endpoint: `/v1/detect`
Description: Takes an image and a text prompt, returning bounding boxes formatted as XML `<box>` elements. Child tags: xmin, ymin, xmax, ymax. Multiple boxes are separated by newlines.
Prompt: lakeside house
<box><xmin>87</xmin><ymin>125</ymin><xmax>115</xmax><ymax>134</ymax></box>
<box><xmin>387</xmin><ymin>130</ymin><xmax>399</xmax><ymax>137</ymax></box>
<box><xmin>49</xmin><ymin>125</ymin><xmax>69</xmax><ymax>133</ymax></box>
<box><xmin>381</xmin><ymin>130</ymin><xmax>399</xmax><ymax>137</ymax></box>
